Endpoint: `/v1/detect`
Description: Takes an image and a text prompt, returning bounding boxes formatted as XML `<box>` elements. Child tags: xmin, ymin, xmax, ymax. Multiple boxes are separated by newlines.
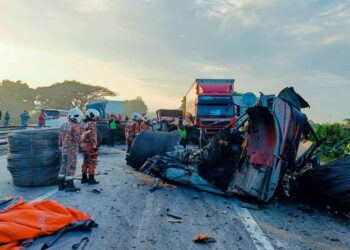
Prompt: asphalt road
<box><xmin>1</xmin><ymin>146</ymin><xmax>350</xmax><ymax>250</ymax></box>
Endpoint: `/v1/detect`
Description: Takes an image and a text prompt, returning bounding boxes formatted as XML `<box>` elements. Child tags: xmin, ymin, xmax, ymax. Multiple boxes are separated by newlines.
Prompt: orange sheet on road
<box><xmin>0</xmin><ymin>197</ymin><xmax>90</xmax><ymax>250</ymax></box>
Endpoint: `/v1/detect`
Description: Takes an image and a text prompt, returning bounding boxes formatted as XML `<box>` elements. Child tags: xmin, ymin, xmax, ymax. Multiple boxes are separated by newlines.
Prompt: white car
<box><xmin>43</xmin><ymin>109</ymin><xmax>69</xmax><ymax>128</ymax></box>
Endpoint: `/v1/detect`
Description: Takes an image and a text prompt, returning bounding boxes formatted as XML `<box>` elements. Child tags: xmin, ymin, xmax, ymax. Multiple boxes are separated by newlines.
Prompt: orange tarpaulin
<box><xmin>0</xmin><ymin>197</ymin><xmax>90</xmax><ymax>250</ymax></box>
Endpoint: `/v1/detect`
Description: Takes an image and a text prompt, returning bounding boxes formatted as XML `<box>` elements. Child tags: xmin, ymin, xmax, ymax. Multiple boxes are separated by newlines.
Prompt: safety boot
<box><xmin>58</xmin><ymin>179</ymin><xmax>65</xmax><ymax>191</ymax></box>
<box><xmin>81</xmin><ymin>173</ymin><xmax>88</xmax><ymax>184</ymax></box>
<box><xmin>65</xmin><ymin>180</ymin><xmax>81</xmax><ymax>192</ymax></box>
<box><xmin>88</xmin><ymin>175</ymin><xmax>99</xmax><ymax>185</ymax></box>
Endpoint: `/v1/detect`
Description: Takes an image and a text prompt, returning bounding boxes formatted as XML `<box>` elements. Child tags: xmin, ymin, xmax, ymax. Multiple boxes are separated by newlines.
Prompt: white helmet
<box><xmin>131</xmin><ymin>112</ymin><xmax>141</xmax><ymax>121</ymax></box>
<box><xmin>86</xmin><ymin>109</ymin><xmax>100</xmax><ymax>120</ymax></box>
<box><xmin>68</xmin><ymin>107</ymin><xmax>83</xmax><ymax>123</ymax></box>
<box><xmin>143</xmin><ymin>115</ymin><xmax>150</xmax><ymax>121</ymax></box>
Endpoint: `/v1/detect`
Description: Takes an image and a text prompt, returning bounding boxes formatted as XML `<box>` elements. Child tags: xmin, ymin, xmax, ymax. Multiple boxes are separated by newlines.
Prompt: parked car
<box><xmin>43</xmin><ymin>109</ymin><xmax>68</xmax><ymax>128</ymax></box>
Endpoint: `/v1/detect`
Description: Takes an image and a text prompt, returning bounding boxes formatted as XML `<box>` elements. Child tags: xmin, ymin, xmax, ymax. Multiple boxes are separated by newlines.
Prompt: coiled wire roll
<box><xmin>7</xmin><ymin>129</ymin><xmax>61</xmax><ymax>187</ymax></box>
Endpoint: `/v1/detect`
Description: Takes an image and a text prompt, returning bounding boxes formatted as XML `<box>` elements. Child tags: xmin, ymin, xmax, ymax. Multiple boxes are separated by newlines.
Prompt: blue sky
<box><xmin>0</xmin><ymin>0</ymin><xmax>349</xmax><ymax>122</ymax></box>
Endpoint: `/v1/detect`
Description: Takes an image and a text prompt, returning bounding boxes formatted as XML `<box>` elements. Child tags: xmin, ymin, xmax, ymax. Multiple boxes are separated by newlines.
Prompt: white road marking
<box><xmin>30</xmin><ymin>188</ymin><xmax>58</xmax><ymax>203</ymax></box>
<box><xmin>234</xmin><ymin>205</ymin><xmax>274</xmax><ymax>250</ymax></box>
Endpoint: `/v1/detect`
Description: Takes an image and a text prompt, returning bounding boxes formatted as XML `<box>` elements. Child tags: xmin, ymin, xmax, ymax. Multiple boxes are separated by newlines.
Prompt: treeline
<box><xmin>313</xmin><ymin>120</ymin><xmax>350</xmax><ymax>163</ymax></box>
<box><xmin>0</xmin><ymin>80</ymin><xmax>147</xmax><ymax>125</ymax></box>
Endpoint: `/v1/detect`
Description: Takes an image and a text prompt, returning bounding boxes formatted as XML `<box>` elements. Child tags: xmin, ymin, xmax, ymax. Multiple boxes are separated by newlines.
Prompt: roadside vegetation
<box><xmin>313</xmin><ymin>120</ymin><xmax>350</xmax><ymax>163</ymax></box>
<box><xmin>0</xmin><ymin>79</ymin><xmax>147</xmax><ymax>125</ymax></box>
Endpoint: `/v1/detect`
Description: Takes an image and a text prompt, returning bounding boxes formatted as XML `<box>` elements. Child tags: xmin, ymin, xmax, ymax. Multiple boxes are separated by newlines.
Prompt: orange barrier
<box><xmin>0</xmin><ymin>197</ymin><xmax>90</xmax><ymax>249</ymax></box>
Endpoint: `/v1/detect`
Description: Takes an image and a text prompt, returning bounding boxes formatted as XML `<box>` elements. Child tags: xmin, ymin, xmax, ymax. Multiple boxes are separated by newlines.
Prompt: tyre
<box><xmin>129</xmin><ymin>131</ymin><xmax>181</xmax><ymax>169</ymax></box>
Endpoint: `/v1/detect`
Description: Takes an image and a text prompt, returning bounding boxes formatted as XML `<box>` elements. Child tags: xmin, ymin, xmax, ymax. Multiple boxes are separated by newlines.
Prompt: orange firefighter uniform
<box><xmin>140</xmin><ymin>120</ymin><xmax>150</xmax><ymax>132</ymax></box>
<box><xmin>125</xmin><ymin>119</ymin><xmax>140</xmax><ymax>153</ymax></box>
<box><xmin>81</xmin><ymin>121</ymin><xmax>98</xmax><ymax>176</ymax></box>
<box><xmin>58</xmin><ymin>121</ymin><xmax>81</xmax><ymax>181</ymax></box>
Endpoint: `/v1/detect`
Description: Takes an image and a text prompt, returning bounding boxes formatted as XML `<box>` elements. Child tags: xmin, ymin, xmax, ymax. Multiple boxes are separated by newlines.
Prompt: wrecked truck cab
<box><xmin>227</xmin><ymin>94</ymin><xmax>308</xmax><ymax>202</ymax></box>
<box><xmin>136</xmin><ymin>87</ymin><xmax>321</xmax><ymax>202</ymax></box>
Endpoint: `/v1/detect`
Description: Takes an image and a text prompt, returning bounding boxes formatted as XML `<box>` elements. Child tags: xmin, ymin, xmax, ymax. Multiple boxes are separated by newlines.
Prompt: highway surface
<box><xmin>0</xmin><ymin>146</ymin><xmax>349</xmax><ymax>250</ymax></box>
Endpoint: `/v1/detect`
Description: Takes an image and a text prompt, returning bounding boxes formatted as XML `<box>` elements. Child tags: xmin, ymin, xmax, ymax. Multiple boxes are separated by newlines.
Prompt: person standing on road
<box><xmin>0</xmin><ymin>110</ymin><xmax>2</xmax><ymax>121</ymax></box>
<box><xmin>58</xmin><ymin>107</ymin><xmax>84</xmax><ymax>192</ymax></box>
<box><xmin>177</xmin><ymin>119</ymin><xmax>187</xmax><ymax>146</ymax></box>
<box><xmin>117</xmin><ymin>114</ymin><xmax>122</xmax><ymax>122</ymax></box>
<box><xmin>140</xmin><ymin>115</ymin><xmax>150</xmax><ymax>132</ymax></box>
<box><xmin>177</xmin><ymin>119</ymin><xmax>187</xmax><ymax>138</ymax></box>
<box><xmin>20</xmin><ymin>110</ymin><xmax>30</xmax><ymax>127</ymax></box>
<box><xmin>108</xmin><ymin>114</ymin><xmax>117</xmax><ymax>146</ymax></box>
<box><xmin>3</xmin><ymin>111</ymin><xmax>10</xmax><ymax>127</ymax></box>
<box><xmin>38</xmin><ymin>110</ymin><xmax>47</xmax><ymax>127</ymax></box>
<box><xmin>80</xmin><ymin>109</ymin><xmax>100</xmax><ymax>185</ymax></box>
<box><xmin>125</xmin><ymin>113</ymin><xmax>140</xmax><ymax>163</ymax></box>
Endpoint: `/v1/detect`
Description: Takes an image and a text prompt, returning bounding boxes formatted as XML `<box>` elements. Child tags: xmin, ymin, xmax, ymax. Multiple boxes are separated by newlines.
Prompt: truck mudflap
<box><xmin>226</xmin><ymin>96</ymin><xmax>304</xmax><ymax>201</ymax></box>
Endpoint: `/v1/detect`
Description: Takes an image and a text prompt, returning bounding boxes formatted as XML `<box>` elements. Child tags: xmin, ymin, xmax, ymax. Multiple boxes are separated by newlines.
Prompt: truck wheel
<box><xmin>129</xmin><ymin>131</ymin><xmax>182</xmax><ymax>169</ymax></box>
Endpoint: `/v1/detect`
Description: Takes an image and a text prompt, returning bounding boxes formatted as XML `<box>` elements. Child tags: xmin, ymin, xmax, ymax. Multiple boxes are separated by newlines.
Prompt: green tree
<box><xmin>233</xmin><ymin>91</ymin><xmax>244</xmax><ymax>96</ymax></box>
<box><xmin>316</xmin><ymin>123</ymin><xmax>350</xmax><ymax>162</ymax></box>
<box><xmin>36</xmin><ymin>80</ymin><xmax>117</xmax><ymax>110</ymax></box>
<box><xmin>0</xmin><ymin>80</ymin><xmax>36</xmax><ymax>125</ymax></box>
<box><xmin>124</xmin><ymin>96</ymin><xmax>148</xmax><ymax>116</ymax></box>
<box><xmin>344</xmin><ymin>119</ymin><xmax>350</xmax><ymax>126</ymax></box>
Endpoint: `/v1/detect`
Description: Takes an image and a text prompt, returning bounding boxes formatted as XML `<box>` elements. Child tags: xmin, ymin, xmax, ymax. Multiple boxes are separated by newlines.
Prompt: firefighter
<box><xmin>177</xmin><ymin>119</ymin><xmax>187</xmax><ymax>138</ymax></box>
<box><xmin>125</xmin><ymin>112</ymin><xmax>140</xmax><ymax>163</ymax></box>
<box><xmin>177</xmin><ymin>119</ymin><xmax>187</xmax><ymax>146</ymax></box>
<box><xmin>81</xmin><ymin>109</ymin><xmax>100</xmax><ymax>185</ymax></box>
<box><xmin>58</xmin><ymin>107</ymin><xmax>84</xmax><ymax>192</ymax></box>
<box><xmin>140</xmin><ymin>115</ymin><xmax>150</xmax><ymax>132</ymax></box>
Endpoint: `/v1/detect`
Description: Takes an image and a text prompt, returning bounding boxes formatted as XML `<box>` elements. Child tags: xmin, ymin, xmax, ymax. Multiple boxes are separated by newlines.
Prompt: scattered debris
<box><xmin>72</xmin><ymin>237</ymin><xmax>90</xmax><ymax>249</ymax></box>
<box><xmin>239</xmin><ymin>202</ymin><xmax>263</xmax><ymax>210</ymax></box>
<box><xmin>149</xmin><ymin>185</ymin><xmax>162</xmax><ymax>193</ymax></box>
<box><xmin>297</xmin><ymin>204</ymin><xmax>315</xmax><ymax>214</ymax></box>
<box><xmin>126</xmin><ymin>168</ymin><xmax>177</xmax><ymax>190</ymax></box>
<box><xmin>133</xmin><ymin>183</ymin><xmax>145</xmax><ymax>188</ymax></box>
<box><xmin>325</xmin><ymin>237</ymin><xmax>340</xmax><ymax>242</ymax></box>
<box><xmin>166</xmin><ymin>213</ymin><xmax>182</xmax><ymax>220</ymax></box>
<box><xmin>92</xmin><ymin>189</ymin><xmax>102</xmax><ymax>194</ymax></box>
<box><xmin>167</xmin><ymin>218</ymin><xmax>182</xmax><ymax>224</ymax></box>
<box><xmin>192</xmin><ymin>234</ymin><xmax>216</xmax><ymax>244</ymax></box>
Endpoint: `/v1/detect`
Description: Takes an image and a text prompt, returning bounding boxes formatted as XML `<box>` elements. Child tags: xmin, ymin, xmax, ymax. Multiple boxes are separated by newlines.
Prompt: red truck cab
<box><xmin>185</xmin><ymin>79</ymin><xmax>236</xmax><ymax>135</ymax></box>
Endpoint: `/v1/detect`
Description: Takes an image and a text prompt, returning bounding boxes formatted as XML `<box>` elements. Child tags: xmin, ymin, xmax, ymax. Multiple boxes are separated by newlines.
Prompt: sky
<box><xmin>0</xmin><ymin>0</ymin><xmax>349</xmax><ymax>123</ymax></box>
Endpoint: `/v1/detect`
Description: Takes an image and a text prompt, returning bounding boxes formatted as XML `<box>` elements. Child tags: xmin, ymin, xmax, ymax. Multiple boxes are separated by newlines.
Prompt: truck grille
<box><xmin>200</xmin><ymin>120</ymin><xmax>231</xmax><ymax>126</ymax></box>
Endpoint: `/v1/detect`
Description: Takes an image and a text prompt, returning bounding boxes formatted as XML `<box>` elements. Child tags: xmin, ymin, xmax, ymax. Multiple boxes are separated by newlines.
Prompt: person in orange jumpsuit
<box><xmin>58</xmin><ymin>107</ymin><xmax>84</xmax><ymax>192</ymax></box>
<box><xmin>125</xmin><ymin>113</ymin><xmax>140</xmax><ymax>163</ymax></box>
<box><xmin>140</xmin><ymin>115</ymin><xmax>150</xmax><ymax>132</ymax></box>
<box><xmin>80</xmin><ymin>109</ymin><xmax>100</xmax><ymax>185</ymax></box>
